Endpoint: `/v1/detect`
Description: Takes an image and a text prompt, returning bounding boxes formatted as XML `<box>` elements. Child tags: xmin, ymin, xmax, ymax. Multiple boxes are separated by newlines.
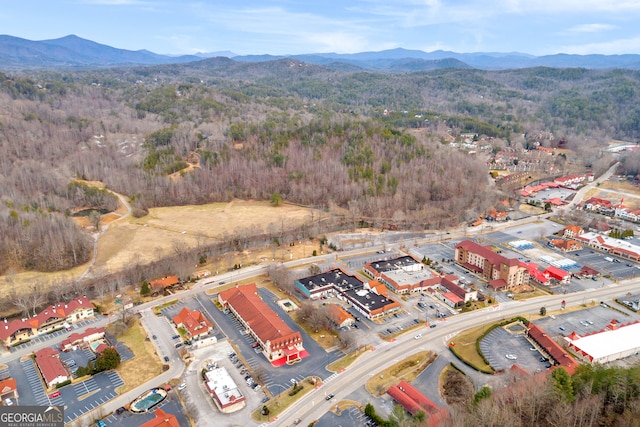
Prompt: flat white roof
<box><xmin>580</xmin><ymin>232</ymin><xmax>640</xmax><ymax>254</ymax></box>
<box><xmin>567</xmin><ymin>322</ymin><xmax>640</xmax><ymax>361</ymax></box>
<box><xmin>205</xmin><ymin>367</ymin><xmax>243</xmax><ymax>406</ymax></box>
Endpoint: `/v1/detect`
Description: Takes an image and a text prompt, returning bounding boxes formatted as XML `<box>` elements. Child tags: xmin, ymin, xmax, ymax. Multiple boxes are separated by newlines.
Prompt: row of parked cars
<box><xmin>228</xmin><ymin>351</ymin><xmax>261</xmax><ymax>392</ymax></box>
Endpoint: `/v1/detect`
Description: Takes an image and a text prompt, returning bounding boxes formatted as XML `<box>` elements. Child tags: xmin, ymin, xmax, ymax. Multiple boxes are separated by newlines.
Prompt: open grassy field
<box><xmin>95</xmin><ymin>199</ymin><xmax>324</xmax><ymax>272</ymax></box>
<box><xmin>108</xmin><ymin>317</ymin><xmax>164</xmax><ymax>394</ymax></box>
<box><xmin>0</xmin><ymin>200</ymin><xmax>327</xmax><ymax>308</ymax></box>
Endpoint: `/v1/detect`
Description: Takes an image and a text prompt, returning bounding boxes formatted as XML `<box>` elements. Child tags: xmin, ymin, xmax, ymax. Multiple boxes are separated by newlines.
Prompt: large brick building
<box><xmin>454</xmin><ymin>240</ymin><xmax>529</xmax><ymax>291</ymax></box>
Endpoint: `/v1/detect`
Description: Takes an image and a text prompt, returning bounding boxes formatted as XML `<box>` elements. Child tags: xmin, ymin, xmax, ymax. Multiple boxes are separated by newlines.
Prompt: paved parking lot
<box><xmin>8</xmin><ymin>317</ymin><xmax>102</xmax><ymax>353</ymax></box>
<box><xmin>314</xmin><ymin>404</ymin><xmax>372</xmax><ymax>427</ymax></box>
<box><xmin>479</xmin><ymin>326</ymin><xmax>550</xmax><ymax>373</ymax></box>
<box><xmin>341</xmin><ymin>250</ymin><xmax>399</xmax><ymax>270</ymax></box>
<box><xmin>201</xmin><ymin>288</ymin><xmax>342</xmax><ymax>399</ymax></box>
<box><xmin>534</xmin><ymin>304</ymin><xmax>640</xmax><ymax>339</ymax></box>
<box><xmin>100</xmin><ymin>391</ymin><xmax>189</xmax><ymax>427</ymax></box>
<box><xmin>8</xmin><ymin>349</ymin><xmax>125</xmax><ymax>423</ymax></box>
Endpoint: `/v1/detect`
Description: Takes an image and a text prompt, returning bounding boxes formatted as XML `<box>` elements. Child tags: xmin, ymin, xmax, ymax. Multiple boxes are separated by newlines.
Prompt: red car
<box><xmin>49</xmin><ymin>391</ymin><xmax>61</xmax><ymax>399</ymax></box>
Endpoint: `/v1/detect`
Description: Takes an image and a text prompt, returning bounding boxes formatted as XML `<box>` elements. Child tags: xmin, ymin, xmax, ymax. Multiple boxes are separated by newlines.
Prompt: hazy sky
<box><xmin>2</xmin><ymin>0</ymin><xmax>639</xmax><ymax>56</ymax></box>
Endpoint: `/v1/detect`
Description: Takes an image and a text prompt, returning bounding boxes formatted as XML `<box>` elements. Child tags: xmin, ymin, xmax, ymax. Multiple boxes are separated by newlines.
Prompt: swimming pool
<box><xmin>129</xmin><ymin>388</ymin><xmax>167</xmax><ymax>413</ymax></box>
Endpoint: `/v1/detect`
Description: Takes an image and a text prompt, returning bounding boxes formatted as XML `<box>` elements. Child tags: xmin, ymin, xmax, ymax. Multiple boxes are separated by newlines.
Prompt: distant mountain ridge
<box><xmin>1</xmin><ymin>34</ymin><xmax>640</xmax><ymax>71</ymax></box>
<box><xmin>0</xmin><ymin>34</ymin><xmax>199</xmax><ymax>69</ymax></box>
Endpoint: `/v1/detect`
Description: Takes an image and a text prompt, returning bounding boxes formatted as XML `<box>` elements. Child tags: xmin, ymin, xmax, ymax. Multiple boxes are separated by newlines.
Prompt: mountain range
<box><xmin>2</xmin><ymin>34</ymin><xmax>640</xmax><ymax>71</ymax></box>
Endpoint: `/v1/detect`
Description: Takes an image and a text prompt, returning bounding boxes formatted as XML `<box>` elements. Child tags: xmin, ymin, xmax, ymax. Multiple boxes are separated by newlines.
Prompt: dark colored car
<box><xmin>115</xmin><ymin>407</ymin><xmax>125</xmax><ymax>415</ymax></box>
<box><xmin>164</xmin><ymin>356</ymin><xmax>170</xmax><ymax>362</ymax></box>
<box><xmin>325</xmin><ymin>393</ymin><xmax>335</xmax><ymax>400</ymax></box>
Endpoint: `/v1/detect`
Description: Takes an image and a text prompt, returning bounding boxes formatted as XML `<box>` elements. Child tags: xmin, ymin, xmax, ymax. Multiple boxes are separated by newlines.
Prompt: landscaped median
<box><xmin>447</xmin><ymin>316</ymin><xmax>529</xmax><ymax>374</ymax></box>
<box><xmin>251</xmin><ymin>376</ymin><xmax>322</xmax><ymax>423</ymax></box>
<box><xmin>326</xmin><ymin>345</ymin><xmax>371</xmax><ymax>372</ymax></box>
<box><xmin>365</xmin><ymin>351</ymin><xmax>436</xmax><ymax>397</ymax></box>
<box><xmin>152</xmin><ymin>299</ymin><xmax>178</xmax><ymax>316</ymax></box>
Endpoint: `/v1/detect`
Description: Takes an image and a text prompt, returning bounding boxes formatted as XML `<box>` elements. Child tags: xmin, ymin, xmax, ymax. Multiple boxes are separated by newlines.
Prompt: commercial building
<box><xmin>34</xmin><ymin>347</ymin><xmax>69</xmax><ymax>389</ymax></box>
<box><xmin>218</xmin><ymin>284</ymin><xmax>305</xmax><ymax>366</ymax></box>
<box><xmin>326</xmin><ymin>305</ymin><xmax>354</xmax><ymax>329</ymax></box>
<box><xmin>543</xmin><ymin>266</ymin><xmax>571</xmax><ymax>284</ymax></box>
<box><xmin>0</xmin><ymin>378</ymin><xmax>18</xmax><ymax>404</ymax></box>
<box><xmin>362</xmin><ymin>255</ymin><xmax>436</xmax><ymax>295</ymax></box>
<box><xmin>149</xmin><ymin>276</ymin><xmax>179</xmax><ymax>294</ymax></box>
<box><xmin>574</xmin><ymin>232</ymin><xmax>640</xmax><ymax>261</ymax></box>
<box><xmin>526</xmin><ymin>324</ymin><xmax>579</xmax><ymax>375</ymax></box>
<box><xmin>139</xmin><ymin>408</ymin><xmax>180</xmax><ymax>427</ymax></box>
<box><xmin>172</xmin><ymin>307</ymin><xmax>213</xmax><ymax>340</ymax></box>
<box><xmin>565</xmin><ymin>320</ymin><xmax>640</xmax><ymax>364</ymax></box>
<box><xmin>455</xmin><ymin>240</ymin><xmax>530</xmax><ymax>291</ymax></box>
<box><xmin>294</xmin><ymin>269</ymin><xmax>401</xmax><ymax>319</ymax></box>
<box><xmin>0</xmin><ymin>297</ymin><xmax>94</xmax><ymax>349</ymax></box>
<box><xmin>204</xmin><ymin>367</ymin><xmax>245</xmax><ymax>413</ymax></box>
<box><xmin>60</xmin><ymin>327</ymin><xmax>105</xmax><ymax>352</ymax></box>
<box><xmin>387</xmin><ymin>381</ymin><xmax>448</xmax><ymax>426</ymax></box>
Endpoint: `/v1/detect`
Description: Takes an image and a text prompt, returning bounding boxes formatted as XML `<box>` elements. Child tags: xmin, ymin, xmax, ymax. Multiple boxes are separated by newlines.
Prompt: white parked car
<box><xmin>505</xmin><ymin>354</ymin><xmax>518</xmax><ymax>360</ymax></box>
<box><xmin>178</xmin><ymin>383</ymin><xmax>187</xmax><ymax>390</ymax></box>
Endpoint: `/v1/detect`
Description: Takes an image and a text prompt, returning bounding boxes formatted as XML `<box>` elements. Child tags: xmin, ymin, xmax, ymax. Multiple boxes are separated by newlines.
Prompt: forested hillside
<box><xmin>0</xmin><ymin>61</ymin><xmax>636</xmax><ymax>274</ymax></box>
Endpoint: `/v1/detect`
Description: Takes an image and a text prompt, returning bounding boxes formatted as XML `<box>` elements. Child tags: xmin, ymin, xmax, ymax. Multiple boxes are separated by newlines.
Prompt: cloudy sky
<box><xmin>2</xmin><ymin>0</ymin><xmax>639</xmax><ymax>56</ymax></box>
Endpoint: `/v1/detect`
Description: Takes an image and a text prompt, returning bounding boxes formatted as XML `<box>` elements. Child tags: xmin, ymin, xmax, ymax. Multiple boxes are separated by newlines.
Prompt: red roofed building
<box><xmin>543</xmin><ymin>266</ymin><xmax>571</xmax><ymax>284</ymax></box>
<box><xmin>150</xmin><ymin>276</ymin><xmax>179</xmax><ymax>293</ymax></box>
<box><xmin>326</xmin><ymin>305</ymin><xmax>354</xmax><ymax>329</ymax></box>
<box><xmin>0</xmin><ymin>297</ymin><xmax>94</xmax><ymax>349</ymax></box>
<box><xmin>486</xmin><ymin>209</ymin><xmax>508</xmax><ymax>222</ymax></box>
<box><xmin>563</xmin><ymin>225</ymin><xmax>584</xmax><ymax>238</ymax></box>
<box><xmin>554</xmin><ymin>174</ymin><xmax>585</xmax><ymax>187</ymax></box>
<box><xmin>172</xmin><ymin>308</ymin><xmax>213</xmax><ymax>340</ymax></box>
<box><xmin>139</xmin><ymin>408</ymin><xmax>180</xmax><ymax>427</ymax></box>
<box><xmin>34</xmin><ymin>347</ymin><xmax>70</xmax><ymax>389</ymax></box>
<box><xmin>60</xmin><ymin>327</ymin><xmax>105</xmax><ymax>352</ymax></box>
<box><xmin>536</xmin><ymin>146</ymin><xmax>553</xmax><ymax>154</ymax></box>
<box><xmin>582</xmin><ymin>197</ymin><xmax>613</xmax><ymax>213</ymax></box>
<box><xmin>0</xmin><ymin>378</ymin><xmax>18</xmax><ymax>401</ymax></box>
<box><xmin>441</xmin><ymin>292</ymin><xmax>463</xmax><ymax>307</ymax></box>
<box><xmin>455</xmin><ymin>240</ymin><xmax>529</xmax><ymax>291</ymax></box>
<box><xmin>549</xmin><ymin>239</ymin><xmax>582</xmax><ymax>252</ymax></box>
<box><xmin>522</xmin><ymin>262</ymin><xmax>550</xmax><ymax>285</ymax></box>
<box><xmin>387</xmin><ymin>381</ymin><xmax>448</xmax><ymax>426</ymax></box>
<box><xmin>526</xmin><ymin>324</ymin><xmax>579</xmax><ymax>375</ymax></box>
<box><xmin>218</xmin><ymin>284</ymin><xmax>305</xmax><ymax>366</ymax></box>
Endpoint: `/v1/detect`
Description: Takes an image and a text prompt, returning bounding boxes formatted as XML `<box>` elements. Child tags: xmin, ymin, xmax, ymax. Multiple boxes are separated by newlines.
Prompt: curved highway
<box><xmin>274</xmin><ymin>279</ymin><xmax>638</xmax><ymax>426</ymax></box>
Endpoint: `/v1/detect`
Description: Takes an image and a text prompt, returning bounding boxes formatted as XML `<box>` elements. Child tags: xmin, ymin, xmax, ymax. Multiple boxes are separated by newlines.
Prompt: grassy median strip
<box><xmin>365</xmin><ymin>351</ymin><xmax>436</xmax><ymax>397</ymax></box>
<box><xmin>327</xmin><ymin>345</ymin><xmax>370</xmax><ymax>372</ymax></box>
<box><xmin>251</xmin><ymin>377</ymin><xmax>321</xmax><ymax>422</ymax></box>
